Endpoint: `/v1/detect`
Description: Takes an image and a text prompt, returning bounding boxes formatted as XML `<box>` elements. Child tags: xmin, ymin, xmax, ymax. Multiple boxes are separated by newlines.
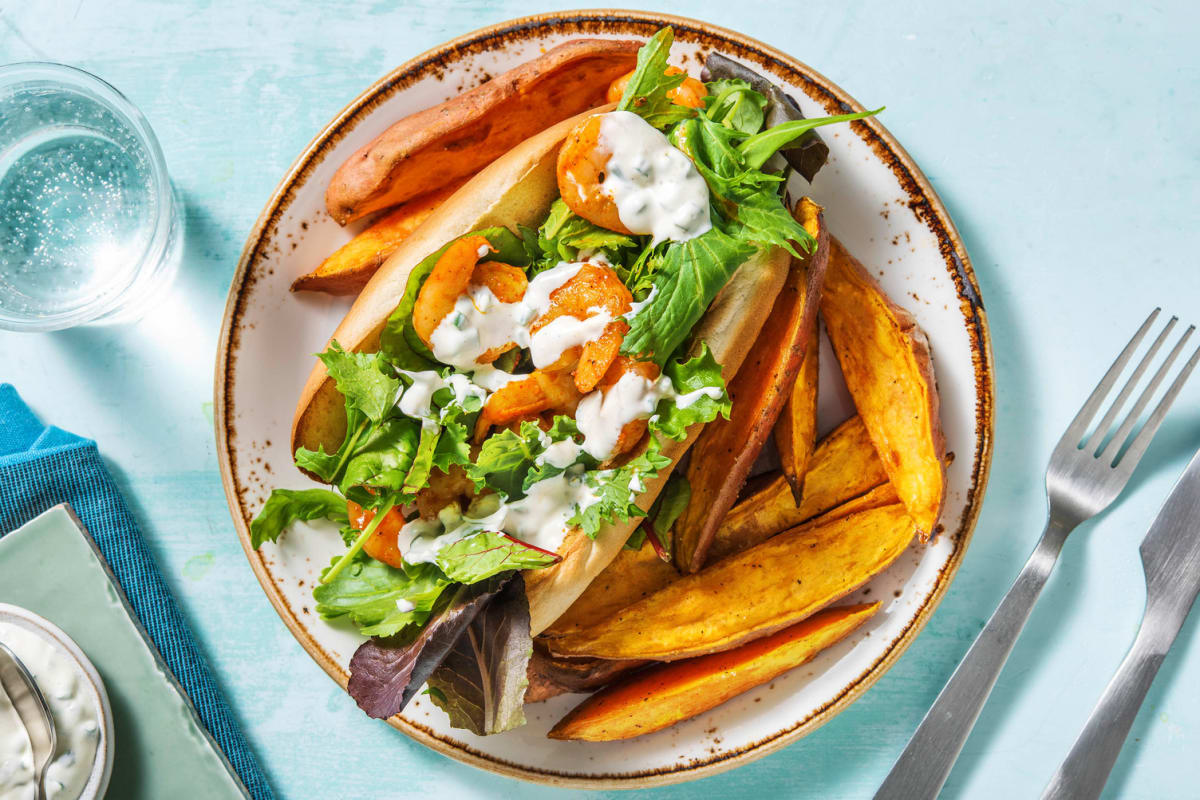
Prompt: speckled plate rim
<box><xmin>215</xmin><ymin>9</ymin><xmax>995</xmax><ymax>789</ymax></box>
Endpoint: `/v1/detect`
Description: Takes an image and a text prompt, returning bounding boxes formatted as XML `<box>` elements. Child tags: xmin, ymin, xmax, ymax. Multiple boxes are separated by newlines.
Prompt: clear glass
<box><xmin>0</xmin><ymin>62</ymin><xmax>180</xmax><ymax>332</ymax></box>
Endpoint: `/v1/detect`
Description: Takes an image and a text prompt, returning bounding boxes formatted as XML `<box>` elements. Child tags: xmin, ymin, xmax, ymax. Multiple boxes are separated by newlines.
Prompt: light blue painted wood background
<box><xmin>2</xmin><ymin>1</ymin><xmax>1199</xmax><ymax>797</ymax></box>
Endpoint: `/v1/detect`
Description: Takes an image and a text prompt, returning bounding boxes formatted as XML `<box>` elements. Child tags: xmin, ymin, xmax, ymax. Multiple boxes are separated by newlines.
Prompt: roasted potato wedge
<box><xmin>544</xmin><ymin>540</ymin><xmax>679</xmax><ymax>636</ymax></box>
<box><xmin>674</xmin><ymin>198</ymin><xmax>829</xmax><ymax>573</ymax></box>
<box><xmin>710</xmin><ymin>414</ymin><xmax>888</xmax><ymax>561</ymax></box>
<box><xmin>821</xmin><ymin>237</ymin><xmax>946</xmax><ymax>539</ymax></box>
<box><xmin>549</xmin><ymin>602</ymin><xmax>879</xmax><ymax>740</ymax></box>
<box><xmin>293</xmin><ymin>179</ymin><xmax>470</xmax><ymax>294</ymax></box>
<box><xmin>775</xmin><ymin>325</ymin><xmax>819</xmax><ymax>500</ymax></box>
<box><xmin>805</xmin><ymin>481</ymin><xmax>899</xmax><ymax>526</ymax></box>
<box><xmin>525</xmin><ymin>644</ymin><xmax>647</xmax><ymax>704</ymax></box>
<box><xmin>326</xmin><ymin>39</ymin><xmax>639</xmax><ymax>224</ymax></box>
<box><xmin>549</xmin><ymin>503</ymin><xmax>915</xmax><ymax>661</ymax></box>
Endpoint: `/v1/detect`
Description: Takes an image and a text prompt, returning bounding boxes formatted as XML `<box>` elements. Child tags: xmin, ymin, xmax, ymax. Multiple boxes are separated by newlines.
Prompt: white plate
<box><xmin>215</xmin><ymin>11</ymin><xmax>994</xmax><ymax>788</ymax></box>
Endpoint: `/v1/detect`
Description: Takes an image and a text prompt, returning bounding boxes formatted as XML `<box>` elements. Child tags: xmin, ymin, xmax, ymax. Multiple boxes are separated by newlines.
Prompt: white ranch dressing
<box><xmin>395</xmin><ymin>466</ymin><xmax>596</xmax><ymax>567</ymax></box>
<box><xmin>574</xmin><ymin>372</ymin><xmax>725</xmax><ymax>461</ymax></box>
<box><xmin>598</xmin><ymin>110</ymin><xmax>712</xmax><ymax>245</ymax></box>
<box><xmin>0</xmin><ymin>623</ymin><xmax>100</xmax><ymax>800</ymax></box>
<box><xmin>396</xmin><ymin>370</ymin><xmax>486</xmax><ymax>422</ymax></box>
<box><xmin>428</xmin><ymin>260</ymin><xmax>615</xmax><ymax>374</ymax></box>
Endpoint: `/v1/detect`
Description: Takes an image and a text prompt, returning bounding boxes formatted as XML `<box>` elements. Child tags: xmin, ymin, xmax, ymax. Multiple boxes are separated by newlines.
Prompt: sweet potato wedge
<box><xmin>709</xmin><ymin>414</ymin><xmax>888</xmax><ymax>561</ymax></box>
<box><xmin>293</xmin><ymin>178</ymin><xmax>470</xmax><ymax>294</ymax></box>
<box><xmin>820</xmin><ymin>237</ymin><xmax>946</xmax><ymax>539</ymax></box>
<box><xmin>549</xmin><ymin>504</ymin><xmax>915</xmax><ymax>661</ymax></box>
<box><xmin>673</xmin><ymin>198</ymin><xmax>830</xmax><ymax>573</ymax></box>
<box><xmin>543</xmin><ymin>541</ymin><xmax>679</xmax><ymax>636</ymax></box>
<box><xmin>548</xmin><ymin>602</ymin><xmax>879</xmax><ymax>740</ymax></box>
<box><xmin>775</xmin><ymin>325</ymin><xmax>819</xmax><ymax>500</ymax></box>
<box><xmin>326</xmin><ymin>39</ymin><xmax>640</xmax><ymax>224</ymax></box>
<box><xmin>525</xmin><ymin>644</ymin><xmax>647</xmax><ymax>704</ymax></box>
<box><xmin>806</xmin><ymin>481</ymin><xmax>899</xmax><ymax>526</ymax></box>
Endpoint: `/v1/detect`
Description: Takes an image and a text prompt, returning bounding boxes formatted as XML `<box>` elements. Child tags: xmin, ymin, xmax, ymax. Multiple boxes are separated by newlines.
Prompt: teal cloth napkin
<box><xmin>0</xmin><ymin>383</ymin><xmax>274</xmax><ymax>800</ymax></box>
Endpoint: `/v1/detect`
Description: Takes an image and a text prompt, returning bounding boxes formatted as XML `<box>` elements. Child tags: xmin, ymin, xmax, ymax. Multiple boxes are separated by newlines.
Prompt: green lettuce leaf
<box><xmin>436</xmin><ymin>531</ymin><xmax>559</xmax><ymax>583</ymax></box>
<box><xmin>314</xmin><ymin>556</ymin><xmax>452</xmax><ymax>638</ymax></box>
<box><xmin>249</xmin><ymin>488</ymin><xmax>348</xmax><ymax>549</ymax></box>
<box><xmin>572</xmin><ymin>436</ymin><xmax>671</xmax><ymax>536</ymax></box>
<box><xmin>317</xmin><ymin>342</ymin><xmax>400</xmax><ymax>424</ymax></box>
<box><xmin>337</xmin><ymin>417</ymin><xmax>421</xmax><ymax>496</ymax></box>
<box><xmin>652</xmin><ymin>342</ymin><xmax>731</xmax><ymax>440</ymax></box>
<box><xmin>620</xmin><ymin>227</ymin><xmax>754</xmax><ymax>365</ymax></box>
<box><xmin>615</xmin><ymin>27</ymin><xmax>695</xmax><ymax>130</ymax></box>
<box><xmin>703</xmin><ymin>78</ymin><xmax>767</xmax><ymax>134</ymax></box>
<box><xmin>626</xmin><ymin>472</ymin><xmax>690</xmax><ymax>552</ymax></box>
<box><xmin>465</xmin><ymin>420</ymin><xmax>545</xmax><ymax>499</ymax></box>
<box><xmin>534</xmin><ymin>199</ymin><xmax>638</xmax><ymax>271</ymax></box>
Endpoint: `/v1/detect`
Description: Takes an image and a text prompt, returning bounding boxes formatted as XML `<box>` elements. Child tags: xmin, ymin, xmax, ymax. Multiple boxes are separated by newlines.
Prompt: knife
<box><xmin>1042</xmin><ymin>444</ymin><xmax>1200</xmax><ymax>800</ymax></box>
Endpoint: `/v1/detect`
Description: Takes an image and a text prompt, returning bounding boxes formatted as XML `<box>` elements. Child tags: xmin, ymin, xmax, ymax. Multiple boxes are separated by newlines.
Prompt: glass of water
<box><xmin>0</xmin><ymin>62</ymin><xmax>180</xmax><ymax>332</ymax></box>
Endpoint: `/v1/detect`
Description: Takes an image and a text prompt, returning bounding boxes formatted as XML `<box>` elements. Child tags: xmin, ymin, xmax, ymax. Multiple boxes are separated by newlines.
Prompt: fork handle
<box><xmin>874</xmin><ymin>518</ymin><xmax>1072</xmax><ymax>800</ymax></box>
<box><xmin>1041</xmin><ymin>603</ymin><xmax>1182</xmax><ymax>800</ymax></box>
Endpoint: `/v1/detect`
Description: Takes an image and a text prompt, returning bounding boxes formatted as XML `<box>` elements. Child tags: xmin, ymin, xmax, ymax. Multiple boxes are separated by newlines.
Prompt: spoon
<box><xmin>0</xmin><ymin>640</ymin><xmax>57</xmax><ymax>800</ymax></box>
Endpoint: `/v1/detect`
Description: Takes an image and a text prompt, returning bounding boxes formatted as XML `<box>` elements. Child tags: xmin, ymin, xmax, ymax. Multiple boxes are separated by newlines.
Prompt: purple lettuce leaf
<box><xmin>426</xmin><ymin>572</ymin><xmax>533</xmax><ymax>735</ymax></box>
<box><xmin>346</xmin><ymin>573</ymin><xmax>510</xmax><ymax>719</ymax></box>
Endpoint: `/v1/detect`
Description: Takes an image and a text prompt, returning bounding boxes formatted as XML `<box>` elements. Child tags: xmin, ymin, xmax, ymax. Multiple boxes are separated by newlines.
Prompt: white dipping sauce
<box><xmin>598</xmin><ymin>110</ymin><xmax>712</xmax><ymax>245</ymax></box>
<box><xmin>0</xmin><ymin>623</ymin><xmax>100</xmax><ymax>800</ymax></box>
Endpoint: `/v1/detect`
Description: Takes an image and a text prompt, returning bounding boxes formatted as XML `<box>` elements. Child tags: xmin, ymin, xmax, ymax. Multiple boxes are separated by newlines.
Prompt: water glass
<box><xmin>0</xmin><ymin>62</ymin><xmax>180</xmax><ymax>332</ymax></box>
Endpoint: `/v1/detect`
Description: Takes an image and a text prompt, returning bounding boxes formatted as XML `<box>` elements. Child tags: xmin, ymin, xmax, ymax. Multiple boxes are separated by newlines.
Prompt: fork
<box><xmin>874</xmin><ymin>308</ymin><xmax>1200</xmax><ymax>800</ymax></box>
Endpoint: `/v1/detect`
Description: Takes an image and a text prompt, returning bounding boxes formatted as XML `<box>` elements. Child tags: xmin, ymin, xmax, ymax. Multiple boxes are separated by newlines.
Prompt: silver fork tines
<box><xmin>1049</xmin><ymin>309</ymin><xmax>1200</xmax><ymax>525</ymax></box>
<box><xmin>874</xmin><ymin>308</ymin><xmax>1200</xmax><ymax>800</ymax></box>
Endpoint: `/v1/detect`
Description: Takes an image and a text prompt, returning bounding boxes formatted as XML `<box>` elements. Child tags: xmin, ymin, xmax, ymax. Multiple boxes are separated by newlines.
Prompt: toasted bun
<box><xmin>292</xmin><ymin>107</ymin><xmax>789</xmax><ymax>635</ymax></box>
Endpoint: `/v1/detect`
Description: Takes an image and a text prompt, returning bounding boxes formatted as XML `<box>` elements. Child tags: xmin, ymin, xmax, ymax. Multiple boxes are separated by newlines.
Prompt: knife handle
<box><xmin>1041</xmin><ymin>601</ymin><xmax>1182</xmax><ymax>800</ymax></box>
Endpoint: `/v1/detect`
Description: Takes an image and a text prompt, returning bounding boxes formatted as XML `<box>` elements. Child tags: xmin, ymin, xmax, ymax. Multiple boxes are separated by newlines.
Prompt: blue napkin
<box><xmin>0</xmin><ymin>384</ymin><xmax>274</xmax><ymax>800</ymax></box>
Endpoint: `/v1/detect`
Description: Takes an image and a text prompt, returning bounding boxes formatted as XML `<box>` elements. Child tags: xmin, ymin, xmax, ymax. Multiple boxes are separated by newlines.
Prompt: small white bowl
<box><xmin>0</xmin><ymin>603</ymin><xmax>114</xmax><ymax>800</ymax></box>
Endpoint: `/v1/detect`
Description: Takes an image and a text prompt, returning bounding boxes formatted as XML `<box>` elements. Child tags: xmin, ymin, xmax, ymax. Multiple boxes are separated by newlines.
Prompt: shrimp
<box><xmin>412</xmin><ymin>235</ymin><xmax>493</xmax><ymax>346</ymax></box>
<box><xmin>598</xmin><ymin>356</ymin><xmax>661</xmax><ymax>460</ymax></box>
<box><xmin>411</xmin><ymin>234</ymin><xmax>529</xmax><ymax>362</ymax></box>
<box><xmin>473</xmin><ymin>368</ymin><xmax>581</xmax><ymax>442</ymax></box>
<box><xmin>556</xmin><ymin>115</ymin><xmax>628</xmax><ymax>235</ymax></box>
<box><xmin>532</xmin><ymin>261</ymin><xmax>633</xmax><ymax>392</ymax></box>
<box><xmin>346</xmin><ymin>500</ymin><xmax>407</xmax><ymax>569</ymax></box>
<box><xmin>606</xmin><ymin>66</ymin><xmax>708</xmax><ymax>109</ymax></box>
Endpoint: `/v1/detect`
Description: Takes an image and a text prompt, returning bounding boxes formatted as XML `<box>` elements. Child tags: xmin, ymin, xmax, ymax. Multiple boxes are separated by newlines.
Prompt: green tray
<box><xmin>0</xmin><ymin>505</ymin><xmax>249</xmax><ymax>799</ymax></box>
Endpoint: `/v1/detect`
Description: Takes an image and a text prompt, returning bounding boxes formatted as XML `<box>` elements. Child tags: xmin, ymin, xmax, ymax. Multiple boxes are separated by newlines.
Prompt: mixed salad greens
<box><xmin>252</xmin><ymin>27</ymin><xmax>879</xmax><ymax>734</ymax></box>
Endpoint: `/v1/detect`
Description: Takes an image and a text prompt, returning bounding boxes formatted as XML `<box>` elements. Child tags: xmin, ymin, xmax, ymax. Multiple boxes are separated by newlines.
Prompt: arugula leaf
<box><xmin>379</xmin><ymin>227</ymin><xmax>530</xmax><ymax>370</ymax></box>
<box><xmin>318</xmin><ymin>342</ymin><xmax>400</xmax><ymax>423</ymax></box>
<box><xmin>616</xmin><ymin>27</ymin><xmax>695</xmax><ymax>130</ymax></box>
<box><xmin>703</xmin><ymin>78</ymin><xmax>767</xmax><ymax>135</ymax></box>
<box><xmin>337</xmin><ymin>417</ymin><xmax>421</xmax><ymax>495</ymax></box>
<box><xmin>653</xmin><ymin>342</ymin><xmax>731</xmax><ymax>440</ymax></box>
<box><xmin>620</xmin><ymin>227</ymin><xmax>754</xmax><ymax>365</ymax></box>
<box><xmin>314</xmin><ymin>556</ymin><xmax>451</xmax><ymax>638</ymax></box>
<box><xmin>250</xmin><ymin>488</ymin><xmax>348</xmax><ymax>548</ymax></box>
<box><xmin>427</xmin><ymin>573</ymin><xmax>532</xmax><ymax>735</ymax></box>
<box><xmin>436</xmin><ymin>531</ymin><xmax>558</xmax><ymax>583</ymax></box>
<box><xmin>346</xmin><ymin>573</ymin><xmax>510</xmax><ymax>719</ymax></box>
<box><xmin>738</xmin><ymin>108</ymin><xmax>883</xmax><ymax>170</ymax></box>
<box><xmin>572</xmin><ymin>436</ymin><xmax>671</xmax><ymax>536</ymax></box>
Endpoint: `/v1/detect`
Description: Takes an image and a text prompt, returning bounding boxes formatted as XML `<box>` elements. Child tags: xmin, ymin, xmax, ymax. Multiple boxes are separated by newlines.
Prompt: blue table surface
<box><xmin>2</xmin><ymin>1</ymin><xmax>1199</xmax><ymax>797</ymax></box>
